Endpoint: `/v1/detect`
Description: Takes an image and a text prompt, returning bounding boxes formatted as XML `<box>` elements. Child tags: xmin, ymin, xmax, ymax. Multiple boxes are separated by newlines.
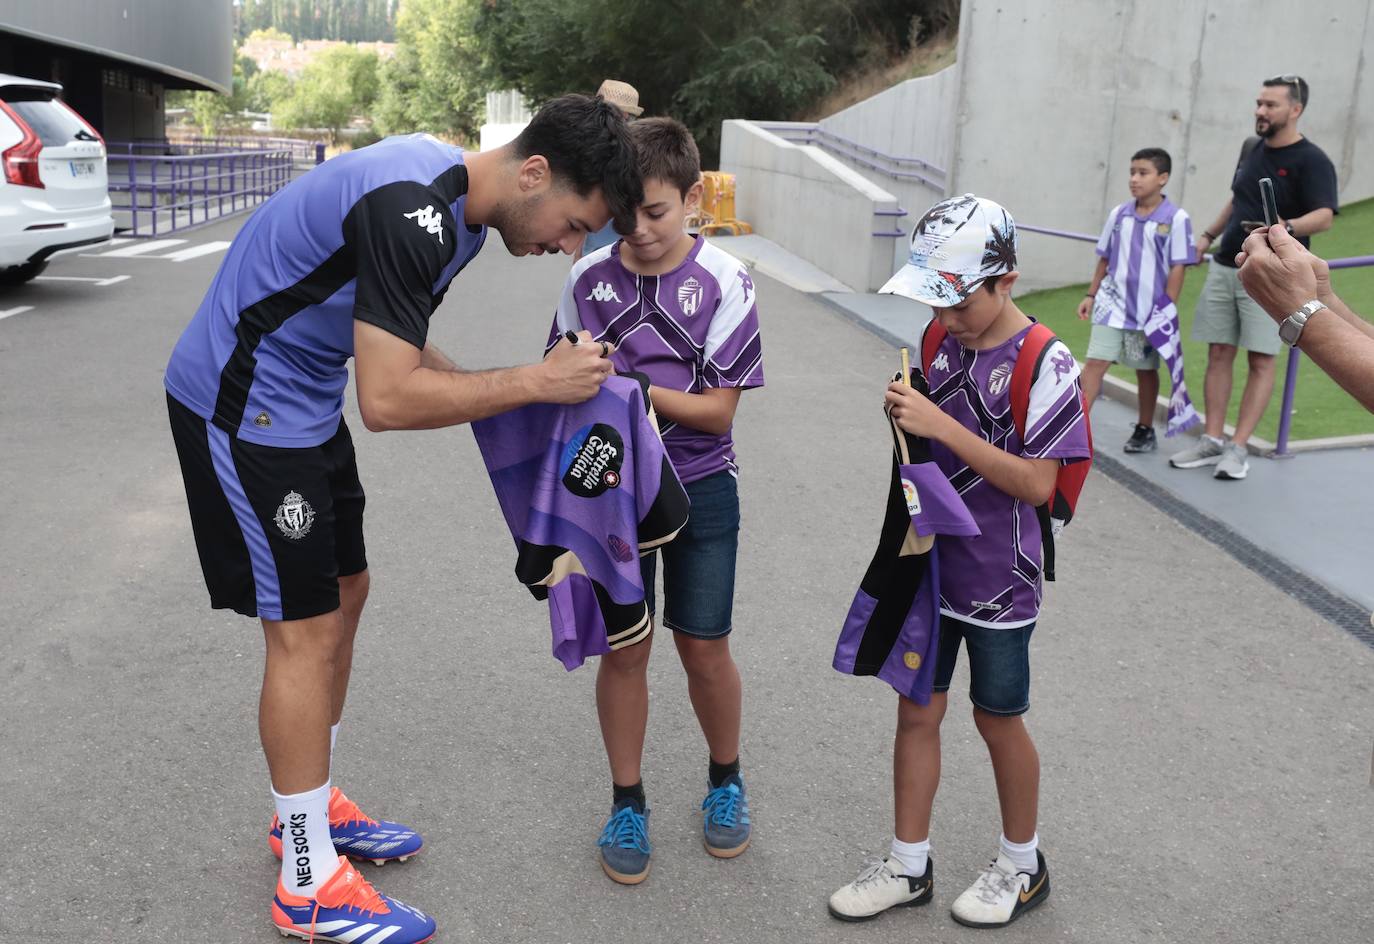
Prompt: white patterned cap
<box><xmin>880</xmin><ymin>194</ymin><xmax>1018</xmax><ymax>306</ymax></box>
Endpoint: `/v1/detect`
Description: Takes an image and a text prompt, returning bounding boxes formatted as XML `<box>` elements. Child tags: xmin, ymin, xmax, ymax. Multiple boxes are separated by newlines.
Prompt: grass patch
<box><xmin>1021</xmin><ymin>197</ymin><xmax>1374</xmax><ymax>442</ymax></box>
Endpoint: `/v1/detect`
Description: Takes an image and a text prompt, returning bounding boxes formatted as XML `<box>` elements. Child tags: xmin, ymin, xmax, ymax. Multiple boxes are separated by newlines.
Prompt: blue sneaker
<box><xmin>702</xmin><ymin>773</ymin><xmax>751</xmax><ymax>858</ymax></box>
<box><xmin>597</xmin><ymin>798</ymin><xmax>651</xmax><ymax>884</ymax></box>
<box><xmin>270</xmin><ymin>787</ymin><xmax>423</xmax><ymax>866</ymax></box>
<box><xmin>272</xmin><ymin>855</ymin><xmax>435</xmax><ymax>943</ymax></box>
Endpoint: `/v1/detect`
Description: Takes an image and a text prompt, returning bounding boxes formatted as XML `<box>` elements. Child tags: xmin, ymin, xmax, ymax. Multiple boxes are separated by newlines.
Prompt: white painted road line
<box><xmin>162</xmin><ymin>241</ymin><xmax>232</xmax><ymax>262</ymax></box>
<box><xmin>0</xmin><ymin>306</ymin><xmax>35</xmax><ymax>321</ymax></box>
<box><xmin>33</xmin><ymin>274</ymin><xmax>132</xmax><ymax>287</ymax></box>
<box><xmin>95</xmin><ymin>239</ymin><xmax>186</xmax><ymax>258</ymax></box>
<box><xmin>97</xmin><ymin>275</ymin><xmax>131</xmax><ymax>286</ymax></box>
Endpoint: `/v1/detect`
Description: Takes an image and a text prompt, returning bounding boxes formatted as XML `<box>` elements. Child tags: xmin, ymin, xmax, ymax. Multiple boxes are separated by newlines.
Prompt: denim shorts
<box><xmin>932</xmin><ymin>615</ymin><xmax>1035</xmax><ymax>716</ymax></box>
<box><xmin>640</xmin><ymin>471</ymin><xmax>740</xmax><ymax>639</ymax></box>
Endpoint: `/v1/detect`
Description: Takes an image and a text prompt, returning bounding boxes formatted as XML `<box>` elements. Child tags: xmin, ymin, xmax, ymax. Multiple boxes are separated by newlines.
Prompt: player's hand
<box><xmin>1076</xmin><ymin>296</ymin><xmax>1093</xmax><ymax>321</ymax></box>
<box><xmin>885</xmin><ymin>381</ymin><xmax>951</xmax><ymax>439</ymax></box>
<box><xmin>540</xmin><ymin>331</ymin><xmax>615</xmax><ymax>403</ymax></box>
<box><xmin>1236</xmin><ymin>224</ymin><xmax>1319</xmax><ymax>324</ymax></box>
<box><xmin>1196</xmin><ymin>233</ymin><xmax>1213</xmax><ymax>258</ymax></box>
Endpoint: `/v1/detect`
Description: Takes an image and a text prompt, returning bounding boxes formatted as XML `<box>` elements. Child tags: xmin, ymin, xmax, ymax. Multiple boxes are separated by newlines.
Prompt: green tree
<box><xmin>169</xmin><ymin>53</ymin><xmax>258</xmax><ymax>135</ymax></box>
<box><xmin>247</xmin><ymin>69</ymin><xmax>294</xmax><ymax>114</ymax></box>
<box><xmin>373</xmin><ymin>0</ymin><xmax>485</xmax><ymax>140</ymax></box>
<box><xmin>275</xmin><ymin>46</ymin><xmax>380</xmax><ymax>141</ymax></box>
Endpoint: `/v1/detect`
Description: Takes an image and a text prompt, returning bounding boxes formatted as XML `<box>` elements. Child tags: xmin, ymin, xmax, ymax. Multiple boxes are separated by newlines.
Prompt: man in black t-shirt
<box><xmin>1170</xmin><ymin>75</ymin><xmax>1338</xmax><ymax>481</ymax></box>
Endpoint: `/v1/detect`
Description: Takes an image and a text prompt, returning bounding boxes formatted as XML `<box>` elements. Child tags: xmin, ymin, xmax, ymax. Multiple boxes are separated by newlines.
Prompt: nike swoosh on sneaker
<box><xmin>1019</xmin><ymin>872</ymin><xmax>1047</xmax><ymax>903</ymax></box>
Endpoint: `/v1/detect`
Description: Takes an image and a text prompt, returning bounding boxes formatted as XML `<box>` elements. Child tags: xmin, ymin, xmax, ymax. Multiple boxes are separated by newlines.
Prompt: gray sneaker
<box><xmin>1214</xmin><ymin>443</ymin><xmax>1250</xmax><ymax>480</ymax></box>
<box><xmin>1169</xmin><ymin>434</ymin><xmax>1226</xmax><ymax>469</ymax></box>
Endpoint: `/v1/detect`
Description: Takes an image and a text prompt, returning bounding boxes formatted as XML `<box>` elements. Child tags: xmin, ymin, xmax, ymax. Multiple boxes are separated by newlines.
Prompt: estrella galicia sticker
<box><xmin>560</xmin><ymin>423</ymin><xmax>624</xmax><ymax>497</ymax></box>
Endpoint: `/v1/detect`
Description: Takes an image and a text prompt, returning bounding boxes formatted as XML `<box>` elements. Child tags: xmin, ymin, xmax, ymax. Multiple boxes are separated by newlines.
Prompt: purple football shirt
<box><xmin>548</xmin><ymin>237</ymin><xmax>764</xmax><ymax>484</ymax></box>
<box><xmin>922</xmin><ymin>321</ymin><xmax>1092</xmax><ymax>627</ymax></box>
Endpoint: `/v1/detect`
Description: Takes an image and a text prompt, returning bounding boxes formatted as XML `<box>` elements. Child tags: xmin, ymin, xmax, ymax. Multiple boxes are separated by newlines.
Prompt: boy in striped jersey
<box><xmin>1077</xmin><ymin>148</ymin><xmax>1195</xmax><ymax>452</ymax></box>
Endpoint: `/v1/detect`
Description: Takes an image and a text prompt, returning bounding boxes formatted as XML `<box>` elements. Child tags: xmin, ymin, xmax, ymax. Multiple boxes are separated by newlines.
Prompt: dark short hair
<box><xmin>628</xmin><ymin>117</ymin><xmax>701</xmax><ymax>197</ymax></box>
<box><xmin>1264</xmin><ymin>74</ymin><xmax>1309</xmax><ymax>107</ymax></box>
<box><xmin>983</xmin><ymin>274</ymin><xmax>1002</xmax><ymax>294</ymax></box>
<box><xmin>1131</xmin><ymin>147</ymin><xmax>1172</xmax><ymax>175</ymax></box>
<box><xmin>513</xmin><ymin>94</ymin><xmax>644</xmax><ymax>234</ymax></box>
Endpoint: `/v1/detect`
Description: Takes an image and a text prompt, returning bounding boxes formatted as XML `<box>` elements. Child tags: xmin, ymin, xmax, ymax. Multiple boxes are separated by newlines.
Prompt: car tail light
<box><xmin>57</xmin><ymin>98</ymin><xmax>105</xmax><ymax>149</ymax></box>
<box><xmin>0</xmin><ymin>101</ymin><xmax>44</xmax><ymax>189</ymax></box>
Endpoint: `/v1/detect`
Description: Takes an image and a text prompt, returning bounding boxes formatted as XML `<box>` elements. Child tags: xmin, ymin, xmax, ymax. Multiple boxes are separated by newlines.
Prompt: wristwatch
<box><xmin>1278</xmin><ymin>299</ymin><xmax>1327</xmax><ymax>347</ymax></box>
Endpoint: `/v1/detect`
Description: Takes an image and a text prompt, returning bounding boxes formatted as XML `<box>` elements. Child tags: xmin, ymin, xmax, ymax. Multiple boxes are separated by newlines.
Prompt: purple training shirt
<box><xmin>548</xmin><ymin>237</ymin><xmax>764</xmax><ymax>484</ymax></box>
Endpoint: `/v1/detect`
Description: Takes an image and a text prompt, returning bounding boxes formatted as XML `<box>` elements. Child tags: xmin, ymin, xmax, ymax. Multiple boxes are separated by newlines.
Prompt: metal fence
<box><xmin>117</xmin><ymin>136</ymin><xmax>326</xmax><ymax>170</ymax></box>
<box><xmin>106</xmin><ymin>146</ymin><xmax>295</xmax><ymax>237</ymax></box>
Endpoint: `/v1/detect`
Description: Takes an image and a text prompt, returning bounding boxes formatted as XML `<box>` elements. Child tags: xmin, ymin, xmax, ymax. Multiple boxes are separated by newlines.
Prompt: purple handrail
<box><xmin>106</xmin><ymin>148</ymin><xmax>293</xmax><ymax>236</ymax></box>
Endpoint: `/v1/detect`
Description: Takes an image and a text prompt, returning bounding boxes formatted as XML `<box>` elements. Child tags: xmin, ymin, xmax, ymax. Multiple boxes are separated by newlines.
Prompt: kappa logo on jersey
<box><xmin>586</xmin><ymin>281</ymin><xmax>623</xmax><ymax>304</ymax></box>
<box><xmin>932</xmin><ymin>352</ymin><xmax>950</xmax><ymax>373</ymax></box>
<box><xmin>402</xmin><ymin>204</ymin><xmax>445</xmax><ymax>244</ymax></box>
<box><xmin>677</xmin><ymin>277</ymin><xmax>704</xmax><ymax>316</ymax></box>
<box><xmin>1051</xmin><ymin>348</ymin><xmax>1076</xmax><ymax>381</ymax></box>
<box><xmin>274</xmin><ymin>490</ymin><xmax>315</xmax><ymax>540</ymax></box>
<box><xmin>737</xmin><ymin>268</ymin><xmax>754</xmax><ymax>304</ymax></box>
<box><xmin>559</xmin><ymin>423</ymin><xmax>625</xmax><ymax>497</ymax></box>
<box><xmin>988</xmin><ymin>362</ymin><xmax>1013</xmax><ymax>396</ymax></box>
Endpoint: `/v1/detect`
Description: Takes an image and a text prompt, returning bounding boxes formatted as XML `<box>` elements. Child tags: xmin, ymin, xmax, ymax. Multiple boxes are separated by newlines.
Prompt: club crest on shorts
<box><xmin>274</xmin><ymin>490</ymin><xmax>315</xmax><ymax>540</ymax></box>
<box><xmin>677</xmin><ymin>277</ymin><xmax>703</xmax><ymax>317</ymax></box>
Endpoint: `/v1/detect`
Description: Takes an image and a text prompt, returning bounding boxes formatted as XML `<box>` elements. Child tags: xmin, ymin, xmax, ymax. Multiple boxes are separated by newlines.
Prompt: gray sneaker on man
<box><xmin>1213</xmin><ymin>443</ymin><xmax>1250</xmax><ymax>480</ymax></box>
<box><xmin>1168</xmin><ymin>434</ymin><xmax>1225</xmax><ymax>469</ymax></box>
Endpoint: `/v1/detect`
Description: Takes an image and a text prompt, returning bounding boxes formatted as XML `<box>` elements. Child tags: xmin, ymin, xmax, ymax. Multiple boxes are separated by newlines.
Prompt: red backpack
<box><xmin>921</xmin><ymin>321</ymin><xmax>1092</xmax><ymax>581</ymax></box>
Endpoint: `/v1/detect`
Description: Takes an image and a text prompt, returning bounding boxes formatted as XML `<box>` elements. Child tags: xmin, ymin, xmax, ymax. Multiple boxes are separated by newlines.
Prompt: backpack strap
<box><xmin>1008</xmin><ymin>323</ymin><xmax>1056</xmax><ymax>439</ymax></box>
<box><xmin>920</xmin><ymin>319</ymin><xmax>947</xmax><ymax>377</ymax></box>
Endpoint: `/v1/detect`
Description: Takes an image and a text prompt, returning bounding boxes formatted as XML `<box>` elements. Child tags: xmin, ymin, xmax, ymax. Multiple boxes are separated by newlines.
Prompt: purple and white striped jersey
<box><xmin>1092</xmin><ymin>198</ymin><xmax>1194</xmax><ymax>332</ymax></box>
<box><xmin>922</xmin><ymin>322</ymin><xmax>1092</xmax><ymax>628</ymax></box>
<box><xmin>549</xmin><ymin>237</ymin><xmax>764</xmax><ymax>485</ymax></box>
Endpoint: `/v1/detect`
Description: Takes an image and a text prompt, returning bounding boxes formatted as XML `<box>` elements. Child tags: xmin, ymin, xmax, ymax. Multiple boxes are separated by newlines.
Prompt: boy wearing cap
<box><xmin>1076</xmin><ymin>147</ymin><xmax>1194</xmax><ymax>452</ymax></box>
<box><xmin>828</xmin><ymin>195</ymin><xmax>1091</xmax><ymax>929</ymax></box>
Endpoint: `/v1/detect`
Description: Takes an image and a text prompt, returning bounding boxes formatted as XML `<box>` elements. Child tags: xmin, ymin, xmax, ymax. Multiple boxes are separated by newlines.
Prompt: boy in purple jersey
<box><xmin>829</xmin><ymin>196</ymin><xmax>1091</xmax><ymax>928</ymax></box>
<box><xmin>548</xmin><ymin>117</ymin><xmax>764</xmax><ymax>884</ymax></box>
<box><xmin>1076</xmin><ymin>148</ymin><xmax>1195</xmax><ymax>452</ymax></box>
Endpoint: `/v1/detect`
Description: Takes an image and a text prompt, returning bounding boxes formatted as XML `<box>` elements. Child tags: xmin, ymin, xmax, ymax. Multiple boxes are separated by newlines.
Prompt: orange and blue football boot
<box><xmin>272</xmin><ymin>855</ymin><xmax>435</xmax><ymax>943</ymax></box>
<box><xmin>270</xmin><ymin>787</ymin><xmax>422</xmax><ymax>866</ymax></box>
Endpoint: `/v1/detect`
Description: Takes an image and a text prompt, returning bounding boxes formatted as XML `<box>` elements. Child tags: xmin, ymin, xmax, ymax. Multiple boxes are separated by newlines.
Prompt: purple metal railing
<box><xmin>115</xmin><ymin>136</ymin><xmax>327</xmax><ymax>169</ymax></box>
<box><xmin>106</xmin><ymin>147</ymin><xmax>294</xmax><ymax>236</ymax></box>
<box><xmin>1018</xmin><ymin>222</ymin><xmax>1374</xmax><ymax>454</ymax></box>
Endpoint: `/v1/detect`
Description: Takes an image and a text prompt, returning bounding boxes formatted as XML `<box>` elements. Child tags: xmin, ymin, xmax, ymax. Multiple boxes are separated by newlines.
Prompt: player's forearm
<box><xmin>1292</xmin><ymin>311</ymin><xmax>1374</xmax><ymax>413</ymax></box>
<box><xmin>1316</xmin><ymin>290</ymin><xmax>1374</xmax><ymax>342</ymax></box>
<box><xmin>362</xmin><ymin>364</ymin><xmax>541</xmax><ymax>430</ymax></box>
<box><xmin>1203</xmin><ymin>202</ymin><xmax>1232</xmax><ymax>241</ymax></box>
<box><xmin>648</xmin><ymin>386</ymin><xmax>736</xmax><ymax>436</ymax></box>
<box><xmin>420</xmin><ymin>342</ymin><xmax>458</xmax><ymax>371</ymax></box>
<box><xmin>933</xmin><ymin>418</ymin><xmax>1056</xmax><ymax>505</ymax></box>
<box><xmin>1086</xmin><ymin>258</ymin><xmax>1108</xmax><ymax>294</ymax></box>
<box><xmin>1288</xmin><ymin>208</ymin><xmax>1334</xmax><ymax>237</ymax></box>
<box><xmin>1165</xmin><ymin>265</ymin><xmax>1185</xmax><ymax>303</ymax></box>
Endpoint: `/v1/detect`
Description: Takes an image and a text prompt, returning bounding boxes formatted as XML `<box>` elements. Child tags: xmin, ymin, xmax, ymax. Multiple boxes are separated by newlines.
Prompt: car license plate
<box><xmin>69</xmin><ymin>160</ymin><xmax>97</xmax><ymax>178</ymax></box>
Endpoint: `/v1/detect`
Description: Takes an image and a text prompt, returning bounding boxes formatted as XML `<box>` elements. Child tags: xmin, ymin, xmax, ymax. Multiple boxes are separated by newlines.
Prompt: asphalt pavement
<box><xmin>1</xmin><ymin>213</ymin><xmax>1371</xmax><ymax>944</ymax></box>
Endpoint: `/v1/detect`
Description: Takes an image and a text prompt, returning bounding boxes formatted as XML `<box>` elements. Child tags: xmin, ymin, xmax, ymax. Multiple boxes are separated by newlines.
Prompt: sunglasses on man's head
<box><xmin>1264</xmin><ymin>73</ymin><xmax>1308</xmax><ymax>105</ymax></box>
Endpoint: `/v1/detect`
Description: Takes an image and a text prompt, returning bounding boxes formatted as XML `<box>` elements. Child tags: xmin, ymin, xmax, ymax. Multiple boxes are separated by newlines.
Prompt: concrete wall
<box><xmin>820</xmin><ymin>66</ymin><xmax>959</xmax><ymax>174</ymax></box>
<box><xmin>953</xmin><ymin>0</ymin><xmax>1374</xmax><ymax>290</ymax></box>
<box><xmin>721</xmin><ymin>120</ymin><xmax>902</xmax><ymax>292</ymax></box>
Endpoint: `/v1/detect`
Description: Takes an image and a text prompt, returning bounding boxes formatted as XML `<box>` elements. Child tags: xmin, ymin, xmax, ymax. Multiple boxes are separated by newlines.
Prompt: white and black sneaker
<box><xmin>828</xmin><ymin>856</ymin><xmax>933</xmax><ymax>922</ymax></box>
<box><xmin>949</xmin><ymin>850</ymin><xmax>1049</xmax><ymax>928</ymax></box>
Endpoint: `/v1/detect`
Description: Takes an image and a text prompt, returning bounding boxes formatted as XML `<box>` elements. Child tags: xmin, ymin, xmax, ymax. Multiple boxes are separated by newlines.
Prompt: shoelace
<box><xmin>330</xmin><ymin>791</ymin><xmax>380</xmax><ymax>829</ymax></box>
<box><xmin>973</xmin><ymin>861</ymin><xmax>1020</xmax><ymax>905</ymax></box>
<box><xmin>598</xmin><ymin>806</ymin><xmax>650</xmax><ymax>853</ymax></box>
<box><xmin>306</xmin><ymin>869</ymin><xmax>391</xmax><ymax>943</ymax></box>
<box><xmin>701</xmin><ymin>783</ymin><xmax>744</xmax><ymax>828</ymax></box>
<box><xmin>850</xmin><ymin>857</ymin><xmax>897</xmax><ymax>891</ymax></box>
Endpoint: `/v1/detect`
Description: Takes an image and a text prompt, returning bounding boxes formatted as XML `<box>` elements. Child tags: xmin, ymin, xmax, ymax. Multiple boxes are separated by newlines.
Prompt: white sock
<box><xmin>274</xmin><ymin>781</ymin><xmax>339</xmax><ymax>896</ymax></box>
<box><xmin>889</xmin><ymin>836</ymin><xmax>930</xmax><ymax>877</ymax></box>
<box><xmin>999</xmin><ymin>833</ymin><xmax>1039</xmax><ymax>874</ymax></box>
<box><xmin>329</xmin><ymin>722</ymin><xmax>340</xmax><ymax>767</ymax></box>
<box><xmin>1204</xmin><ymin>434</ymin><xmax>1225</xmax><ymax>446</ymax></box>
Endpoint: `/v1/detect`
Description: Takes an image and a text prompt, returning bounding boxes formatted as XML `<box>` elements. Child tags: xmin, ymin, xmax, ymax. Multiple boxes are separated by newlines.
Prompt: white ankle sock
<box><xmin>999</xmin><ymin>833</ymin><xmax>1039</xmax><ymax>873</ymax></box>
<box><xmin>329</xmin><ymin>722</ymin><xmax>340</xmax><ymax>767</ymax></box>
<box><xmin>274</xmin><ymin>781</ymin><xmax>339</xmax><ymax>896</ymax></box>
<box><xmin>889</xmin><ymin>836</ymin><xmax>930</xmax><ymax>877</ymax></box>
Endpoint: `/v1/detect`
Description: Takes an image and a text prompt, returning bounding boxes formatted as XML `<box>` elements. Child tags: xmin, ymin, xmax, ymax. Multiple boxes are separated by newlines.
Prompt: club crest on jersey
<box><xmin>677</xmin><ymin>277</ymin><xmax>703</xmax><ymax>316</ymax></box>
<box><xmin>402</xmin><ymin>205</ymin><xmax>445</xmax><ymax>244</ymax></box>
<box><xmin>607</xmin><ymin>534</ymin><xmax>634</xmax><ymax>563</ymax></box>
<box><xmin>1156</xmin><ymin>223</ymin><xmax>1171</xmax><ymax>236</ymax></box>
<box><xmin>903</xmin><ymin>651</ymin><xmax>923</xmax><ymax>670</ymax></box>
<box><xmin>988</xmin><ymin>362</ymin><xmax>1012</xmax><ymax>396</ymax></box>
<box><xmin>560</xmin><ymin>423</ymin><xmax>625</xmax><ymax>497</ymax></box>
<box><xmin>274</xmin><ymin>490</ymin><xmax>315</xmax><ymax>540</ymax></box>
<box><xmin>901</xmin><ymin>477</ymin><xmax>922</xmax><ymax>516</ymax></box>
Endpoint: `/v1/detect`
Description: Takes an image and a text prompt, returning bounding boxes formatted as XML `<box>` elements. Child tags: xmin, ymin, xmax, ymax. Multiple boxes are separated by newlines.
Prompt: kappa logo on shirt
<box><xmin>402</xmin><ymin>205</ymin><xmax>445</xmax><ymax>244</ymax></box>
<box><xmin>677</xmin><ymin>277</ymin><xmax>703</xmax><ymax>316</ymax></box>
<box><xmin>1050</xmin><ymin>349</ymin><xmax>1076</xmax><ymax>381</ymax></box>
<box><xmin>988</xmin><ymin>362</ymin><xmax>1013</xmax><ymax>396</ymax></box>
<box><xmin>932</xmin><ymin>352</ymin><xmax>950</xmax><ymax>373</ymax></box>
<box><xmin>586</xmin><ymin>281</ymin><xmax>622</xmax><ymax>304</ymax></box>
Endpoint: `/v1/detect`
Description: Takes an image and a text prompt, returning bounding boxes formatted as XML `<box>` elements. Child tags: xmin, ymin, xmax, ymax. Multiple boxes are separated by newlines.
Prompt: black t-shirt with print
<box><xmin>1214</xmin><ymin>136</ymin><xmax>1338</xmax><ymax>267</ymax></box>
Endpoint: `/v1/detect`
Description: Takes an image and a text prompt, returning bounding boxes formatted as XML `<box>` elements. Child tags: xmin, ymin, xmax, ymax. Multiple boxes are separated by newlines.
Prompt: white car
<box><xmin>0</xmin><ymin>74</ymin><xmax>114</xmax><ymax>284</ymax></box>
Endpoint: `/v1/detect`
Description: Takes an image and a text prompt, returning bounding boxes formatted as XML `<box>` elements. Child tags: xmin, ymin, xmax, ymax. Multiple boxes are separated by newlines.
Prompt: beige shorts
<box><xmin>1192</xmin><ymin>262</ymin><xmax>1281</xmax><ymax>355</ymax></box>
<box><xmin>1086</xmin><ymin>324</ymin><xmax>1160</xmax><ymax>369</ymax></box>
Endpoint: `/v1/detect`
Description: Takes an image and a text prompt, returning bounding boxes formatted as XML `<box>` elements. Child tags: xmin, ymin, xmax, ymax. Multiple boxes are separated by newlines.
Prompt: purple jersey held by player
<box><xmin>548</xmin><ymin>237</ymin><xmax>764</xmax><ymax>484</ymax></box>
<box><xmin>922</xmin><ymin>321</ymin><xmax>1092</xmax><ymax>628</ymax></box>
<box><xmin>472</xmin><ymin>376</ymin><xmax>689</xmax><ymax>670</ymax></box>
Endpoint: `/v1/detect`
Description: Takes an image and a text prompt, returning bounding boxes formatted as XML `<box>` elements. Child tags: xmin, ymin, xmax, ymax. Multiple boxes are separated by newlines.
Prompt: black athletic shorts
<box><xmin>166</xmin><ymin>393</ymin><xmax>367</xmax><ymax>621</ymax></box>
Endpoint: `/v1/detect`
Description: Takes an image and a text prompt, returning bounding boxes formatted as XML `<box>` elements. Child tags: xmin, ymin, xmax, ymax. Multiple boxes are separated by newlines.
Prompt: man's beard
<box><xmin>489</xmin><ymin>193</ymin><xmax>544</xmax><ymax>255</ymax></box>
<box><xmin>1256</xmin><ymin>116</ymin><xmax>1287</xmax><ymax>139</ymax></box>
